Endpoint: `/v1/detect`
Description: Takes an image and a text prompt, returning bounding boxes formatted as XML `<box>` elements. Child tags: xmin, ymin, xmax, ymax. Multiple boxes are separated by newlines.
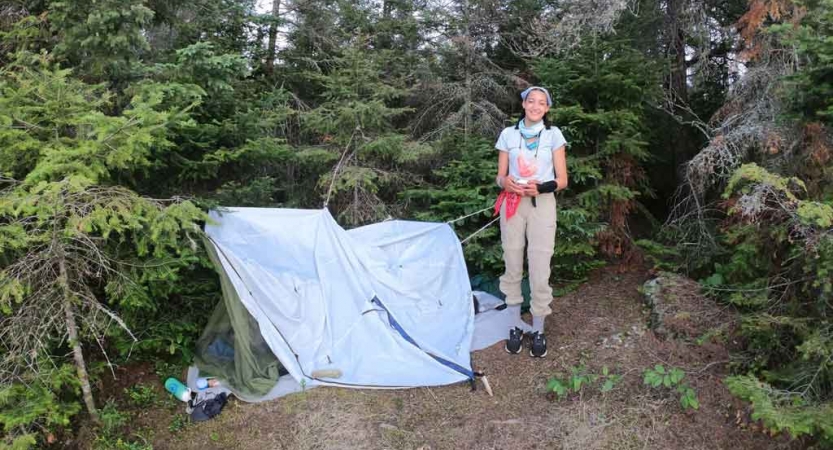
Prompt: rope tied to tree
<box><xmin>446</xmin><ymin>206</ymin><xmax>492</xmax><ymax>225</ymax></box>
<box><xmin>446</xmin><ymin>205</ymin><xmax>499</xmax><ymax>245</ymax></box>
<box><xmin>459</xmin><ymin>216</ymin><xmax>500</xmax><ymax>245</ymax></box>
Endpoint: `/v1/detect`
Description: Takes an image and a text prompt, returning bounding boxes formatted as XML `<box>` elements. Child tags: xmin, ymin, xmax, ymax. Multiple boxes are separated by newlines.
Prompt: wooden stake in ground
<box><xmin>481</xmin><ymin>375</ymin><xmax>494</xmax><ymax>396</ymax></box>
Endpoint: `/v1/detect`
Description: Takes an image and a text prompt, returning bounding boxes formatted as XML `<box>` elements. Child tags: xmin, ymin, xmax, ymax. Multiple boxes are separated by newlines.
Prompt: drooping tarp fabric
<box><xmin>195</xmin><ymin>207</ymin><xmax>475</xmax><ymax>399</ymax></box>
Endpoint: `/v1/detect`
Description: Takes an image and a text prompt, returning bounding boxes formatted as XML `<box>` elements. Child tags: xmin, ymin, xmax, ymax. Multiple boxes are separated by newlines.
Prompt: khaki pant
<box><xmin>499</xmin><ymin>193</ymin><xmax>557</xmax><ymax>317</ymax></box>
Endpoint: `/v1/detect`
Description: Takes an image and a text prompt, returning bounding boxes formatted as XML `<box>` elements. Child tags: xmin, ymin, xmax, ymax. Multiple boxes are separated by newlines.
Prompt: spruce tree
<box><xmin>0</xmin><ymin>52</ymin><xmax>204</xmax><ymax>428</ymax></box>
<box><xmin>50</xmin><ymin>0</ymin><xmax>154</xmax><ymax>86</ymax></box>
<box><xmin>304</xmin><ymin>44</ymin><xmax>433</xmax><ymax>224</ymax></box>
<box><xmin>535</xmin><ymin>37</ymin><xmax>661</xmax><ymax>259</ymax></box>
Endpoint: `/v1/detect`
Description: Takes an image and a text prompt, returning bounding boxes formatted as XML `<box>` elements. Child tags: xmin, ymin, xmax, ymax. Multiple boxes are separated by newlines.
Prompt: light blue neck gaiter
<box><xmin>519</xmin><ymin>119</ymin><xmax>544</xmax><ymax>150</ymax></box>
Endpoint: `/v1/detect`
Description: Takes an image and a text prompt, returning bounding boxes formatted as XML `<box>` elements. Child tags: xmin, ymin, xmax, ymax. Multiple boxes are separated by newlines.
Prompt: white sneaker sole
<box><xmin>504</xmin><ymin>343</ymin><xmax>522</xmax><ymax>354</ymax></box>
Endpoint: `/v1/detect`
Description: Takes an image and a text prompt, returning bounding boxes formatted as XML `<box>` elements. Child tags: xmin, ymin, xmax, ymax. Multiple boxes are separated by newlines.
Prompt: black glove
<box><xmin>537</xmin><ymin>180</ymin><xmax>557</xmax><ymax>194</ymax></box>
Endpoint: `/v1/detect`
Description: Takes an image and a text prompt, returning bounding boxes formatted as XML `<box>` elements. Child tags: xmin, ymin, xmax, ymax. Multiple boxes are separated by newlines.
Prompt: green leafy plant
<box><xmin>125</xmin><ymin>384</ymin><xmax>158</xmax><ymax>408</ymax></box>
<box><xmin>643</xmin><ymin>364</ymin><xmax>685</xmax><ymax>388</ymax></box>
<box><xmin>643</xmin><ymin>365</ymin><xmax>699</xmax><ymax>410</ymax></box>
<box><xmin>0</xmin><ymin>365</ymin><xmax>80</xmax><ymax>449</ymax></box>
<box><xmin>93</xmin><ymin>402</ymin><xmax>153</xmax><ymax>450</ymax></box>
<box><xmin>547</xmin><ymin>366</ymin><xmax>595</xmax><ymax>400</ymax></box>
<box><xmin>98</xmin><ymin>401</ymin><xmax>129</xmax><ymax>436</ymax></box>
<box><xmin>94</xmin><ymin>436</ymin><xmax>153</xmax><ymax>450</ymax></box>
<box><xmin>679</xmin><ymin>385</ymin><xmax>700</xmax><ymax>411</ymax></box>
<box><xmin>546</xmin><ymin>366</ymin><xmax>622</xmax><ymax>400</ymax></box>
<box><xmin>546</xmin><ymin>377</ymin><xmax>569</xmax><ymax>399</ymax></box>
<box><xmin>153</xmin><ymin>361</ymin><xmax>183</xmax><ymax>384</ymax></box>
<box><xmin>567</xmin><ymin>366</ymin><xmax>597</xmax><ymax>394</ymax></box>
<box><xmin>600</xmin><ymin>366</ymin><xmax>623</xmax><ymax>393</ymax></box>
<box><xmin>168</xmin><ymin>414</ymin><xmax>188</xmax><ymax>433</ymax></box>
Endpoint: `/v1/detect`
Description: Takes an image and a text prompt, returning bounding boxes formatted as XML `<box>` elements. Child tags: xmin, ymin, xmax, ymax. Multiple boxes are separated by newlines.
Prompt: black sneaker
<box><xmin>504</xmin><ymin>327</ymin><xmax>523</xmax><ymax>354</ymax></box>
<box><xmin>529</xmin><ymin>332</ymin><xmax>547</xmax><ymax>358</ymax></box>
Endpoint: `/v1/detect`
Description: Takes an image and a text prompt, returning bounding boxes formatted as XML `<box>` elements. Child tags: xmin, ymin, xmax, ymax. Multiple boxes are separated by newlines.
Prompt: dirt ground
<box><xmin>93</xmin><ymin>267</ymin><xmax>808</xmax><ymax>450</ymax></box>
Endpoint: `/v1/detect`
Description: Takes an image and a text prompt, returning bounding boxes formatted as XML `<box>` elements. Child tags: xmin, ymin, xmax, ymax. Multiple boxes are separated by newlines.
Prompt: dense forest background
<box><xmin>0</xmin><ymin>0</ymin><xmax>831</xmax><ymax>447</ymax></box>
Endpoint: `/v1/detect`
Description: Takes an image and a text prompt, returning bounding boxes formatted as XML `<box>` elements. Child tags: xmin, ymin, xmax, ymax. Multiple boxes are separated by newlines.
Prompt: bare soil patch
<box><xmin>88</xmin><ymin>267</ymin><xmax>805</xmax><ymax>450</ymax></box>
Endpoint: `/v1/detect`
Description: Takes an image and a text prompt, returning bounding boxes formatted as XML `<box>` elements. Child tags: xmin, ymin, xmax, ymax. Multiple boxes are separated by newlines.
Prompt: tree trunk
<box><xmin>60</xmin><ymin>258</ymin><xmax>99</xmax><ymax>424</ymax></box>
<box><xmin>265</xmin><ymin>0</ymin><xmax>281</xmax><ymax>75</ymax></box>
<box><xmin>378</xmin><ymin>0</ymin><xmax>393</xmax><ymax>49</ymax></box>
<box><xmin>463</xmin><ymin>0</ymin><xmax>472</xmax><ymax>139</ymax></box>
<box><xmin>666</xmin><ymin>0</ymin><xmax>693</xmax><ymax>184</ymax></box>
<box><xmin>667</xmin><ymin>0</ymin><xmax>688</xmax><ymax>104</ymax></box>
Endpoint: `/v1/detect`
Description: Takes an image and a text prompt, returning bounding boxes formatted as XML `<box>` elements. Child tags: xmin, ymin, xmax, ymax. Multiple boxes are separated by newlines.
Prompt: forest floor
<box><xmin>80</xmin><ymin>266</ymin><xmax>808</xmax><ymax>450</ymax></box>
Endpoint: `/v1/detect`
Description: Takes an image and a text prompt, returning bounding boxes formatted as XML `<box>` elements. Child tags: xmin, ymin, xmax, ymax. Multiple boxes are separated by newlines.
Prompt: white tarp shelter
<box><xmin>194</xmin><ymin>207</ymin><xmax>476</xmax><ymax>400</ymax></box>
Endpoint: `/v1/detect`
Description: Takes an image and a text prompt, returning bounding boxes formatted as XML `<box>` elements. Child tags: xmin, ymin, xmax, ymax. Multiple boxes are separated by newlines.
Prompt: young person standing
<box><xmin>494</xmin><ymin>86</ymin><xmax>568</xmax><ymax>358</ymax></box>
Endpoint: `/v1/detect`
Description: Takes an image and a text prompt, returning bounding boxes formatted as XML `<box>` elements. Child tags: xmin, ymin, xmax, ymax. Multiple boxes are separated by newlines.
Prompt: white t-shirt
<box><xmin>495</xmin><ymin>125</ymin><xmax>567</xmax><ymax>183</ymax></box>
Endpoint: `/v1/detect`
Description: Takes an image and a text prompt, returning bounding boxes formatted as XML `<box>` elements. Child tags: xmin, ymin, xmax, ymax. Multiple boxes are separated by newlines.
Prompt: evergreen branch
<box><xmin>324</xmin><ymin>127</ymin><xmax>359</xmax><ymax>207</ymax></box>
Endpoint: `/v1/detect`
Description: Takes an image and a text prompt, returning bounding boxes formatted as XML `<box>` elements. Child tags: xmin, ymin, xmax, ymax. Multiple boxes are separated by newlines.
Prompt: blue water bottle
<box><xmin>164</xmin><ymin>377</ymin><xmax>191</xmax><ymax>402</ymax></box>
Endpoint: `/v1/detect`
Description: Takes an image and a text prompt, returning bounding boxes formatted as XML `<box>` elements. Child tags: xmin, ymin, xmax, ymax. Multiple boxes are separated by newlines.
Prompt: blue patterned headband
<box><xmin>520</xmin><ymin>86</ymin><xmax>552</xmax><ymax>106</ymax></box>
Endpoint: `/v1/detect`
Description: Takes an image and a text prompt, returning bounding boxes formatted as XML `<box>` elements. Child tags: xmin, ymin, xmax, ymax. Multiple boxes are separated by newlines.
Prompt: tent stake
<box><xmin>471</xmin><ymin>370</ymin><xmax>494</xmax><ymax>396</ymax></box>
<box><xmin>481</xmin><ymin>376</ymin><xmax>494</xmax><ymax>397</ymax></box>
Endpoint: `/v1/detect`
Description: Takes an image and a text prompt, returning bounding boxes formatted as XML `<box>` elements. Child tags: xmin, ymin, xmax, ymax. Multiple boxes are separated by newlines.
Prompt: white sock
<box><xmin>532</xmin><ymin>315</ymin><xmax>546</xmax><ymax>334</ymax></box>
<box><xmin>507</xmin><ymin>304</ymin><xmax>521</xmax><ymax>328</ymax></box>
